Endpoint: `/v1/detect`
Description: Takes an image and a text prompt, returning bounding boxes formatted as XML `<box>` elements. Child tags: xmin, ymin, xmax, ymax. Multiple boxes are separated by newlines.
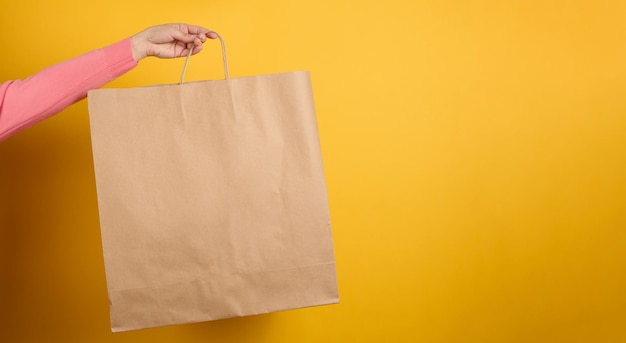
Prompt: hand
<box><xmin>130</xmin><ymin>24</ymin><xmax>218</xmax><ymax>61</ymax></box>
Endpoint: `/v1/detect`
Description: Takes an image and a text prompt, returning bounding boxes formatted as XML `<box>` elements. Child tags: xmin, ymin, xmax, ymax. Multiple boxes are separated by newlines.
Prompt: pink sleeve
<box><xmin>0</xmin><ymin>38</ymin><xmax>138</xmax><ymax>142</ymax></box>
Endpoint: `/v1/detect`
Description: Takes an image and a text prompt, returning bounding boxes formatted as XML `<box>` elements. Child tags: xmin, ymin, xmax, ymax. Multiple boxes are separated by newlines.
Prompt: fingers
<box><xmin>167</xmin><ymin>27</ymin><xmax>197</xmax><ymax>44</ymax></box>
<box><xmin>175</xmin><ymin>25</ymin><xmax>218</xmax><ymax>56</ymax></box>
<box><xmin>185</xmin><ymin>40</ymin><xmax>205</xmax><ymax>56</ymax></box>
<box><xmin>139</xmin><ymin>24</ymin><xmax>218</xmax><ymax>59</ymax></box>
<box><xmin>179</xmin><ymin>23</ymin><xmax>209</xmax><ymax>35</ymax></box>
<box><xmin>173</xmin><ymin>23</ymin><xmax>218</xmax><ymax>41</ymax></box>
<box><xmin>191</xmin><ymin>44</ymin><xmax>204</xmax><ymax>55</ymax></box>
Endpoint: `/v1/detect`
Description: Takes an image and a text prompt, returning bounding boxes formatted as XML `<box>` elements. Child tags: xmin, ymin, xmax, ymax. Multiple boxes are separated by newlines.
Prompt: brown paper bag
<box><xmin>87</xmin><ymin>34</ymin><xmax>338</xmax><ymax>332</ymax></box>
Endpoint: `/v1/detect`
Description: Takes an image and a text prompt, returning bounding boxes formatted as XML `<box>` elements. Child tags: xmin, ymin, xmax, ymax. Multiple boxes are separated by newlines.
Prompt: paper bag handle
<box><xmin>179</xmin><ymin>31</ymin><xmax>229</xmax><ymax>84</ymax></box>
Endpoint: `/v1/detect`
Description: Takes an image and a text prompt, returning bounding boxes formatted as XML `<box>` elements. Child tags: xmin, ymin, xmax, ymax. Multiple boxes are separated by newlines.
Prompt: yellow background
<box><xmin>2</xmin><ymin>0</ymin><xmax>626</xmax><ymax>341</ymax></box>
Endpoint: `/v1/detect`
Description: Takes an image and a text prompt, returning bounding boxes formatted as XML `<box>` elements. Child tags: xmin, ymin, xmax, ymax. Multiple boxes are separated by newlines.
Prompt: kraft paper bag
<box><xmin>87</xmin><ymin>34</ymin><xmax>338</xmax><ymax>332</ymax></box>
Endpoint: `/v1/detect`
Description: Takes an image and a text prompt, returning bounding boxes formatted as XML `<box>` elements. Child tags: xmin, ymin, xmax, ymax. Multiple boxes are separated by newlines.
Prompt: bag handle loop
<box><xmin>179</xmin><ymin>31</ymin><xmax>229</xmax><ymax>84</ymax></box>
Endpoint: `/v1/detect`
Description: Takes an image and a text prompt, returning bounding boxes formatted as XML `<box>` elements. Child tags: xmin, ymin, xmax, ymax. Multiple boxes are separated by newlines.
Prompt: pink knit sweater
<box><xmin>0</xmin><ymin>38</ymin><xmax>138</xmax><ymax>142</ymax></box>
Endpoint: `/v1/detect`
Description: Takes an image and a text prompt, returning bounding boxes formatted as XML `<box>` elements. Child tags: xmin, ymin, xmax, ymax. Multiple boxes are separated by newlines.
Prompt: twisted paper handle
<box><xmin>179</xmin><ymin>31</ymin><xmax>229</xmax><ymax>84</ymax></box>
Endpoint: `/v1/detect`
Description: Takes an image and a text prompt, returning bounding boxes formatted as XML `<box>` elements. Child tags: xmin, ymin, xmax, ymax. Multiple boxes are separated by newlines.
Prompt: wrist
<box><xmin>130</xmin><ymin>34</ymin><xmax>148</xmax><ymax>61</ymax></box>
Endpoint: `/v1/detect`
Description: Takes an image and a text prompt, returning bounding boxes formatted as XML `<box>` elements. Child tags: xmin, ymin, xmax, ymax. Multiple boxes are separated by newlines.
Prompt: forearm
<box><xmin>0</xmin><ymin>38</ymin><xmax>138</xmax><ymax>142</ymax></box>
